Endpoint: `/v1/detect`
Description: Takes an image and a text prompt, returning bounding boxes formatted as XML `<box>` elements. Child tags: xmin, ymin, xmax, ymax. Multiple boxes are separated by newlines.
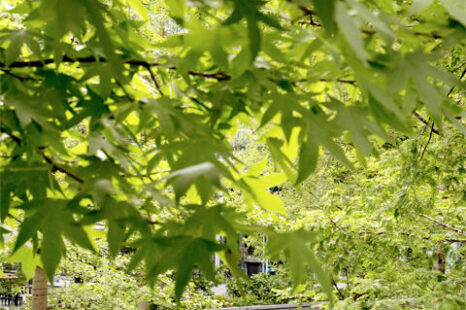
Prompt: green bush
<box><xmin>225</xmin><ymin>271</ymin><xmax>311</xmax><ymax>306</ymax></box>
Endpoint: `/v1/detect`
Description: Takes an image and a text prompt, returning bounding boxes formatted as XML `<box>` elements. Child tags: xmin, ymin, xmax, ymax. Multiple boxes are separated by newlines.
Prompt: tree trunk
<box><xmin>32</xmin><ymin>266</ymin><xmax>48</xmax><ymax>310</ymax></box>
<box><xmin>433</xmin><ymin>245</ymin><xmax>446</xmax><ymax>274</ymax></box>
<box><xmin>138</xmin><ymin>301</ymin><xmax>150</xmax><ymax>310</ymax></box>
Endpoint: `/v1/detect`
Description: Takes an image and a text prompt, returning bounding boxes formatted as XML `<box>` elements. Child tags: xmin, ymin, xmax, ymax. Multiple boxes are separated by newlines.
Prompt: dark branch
<box><xmin>332</xmin><ymin>278</ymin><xmax>345</xmax><ymax>300</ymax></box>
<box><xmin>1</xmin><ymin>55</ymin><xmax>362</xmax><ymax>86</ymax></box>
<box><xmin>0</xmin><ymin>56</ymin><xmax>231</xmax><ymax>82</ymax></box>
<box><xmin>419</xmin><ymin>122</ymin><xmax>434</xmax><ymax>161</ymax></box>
<box><xmin>414</xmin><ymin>113</ymin><xmax>440</xmax><ymax>135</ymax></box>
<box><xmin>1</xmin><ymin>127</ymin><xmax>84</xmax><ymax>183</ymax></box>
<box><xmin>38</xmin><ymin>150</ymin><xmax>84</xmax><ymax>183</ymax></box>
<box><xmin>144</xmin><ymin>64</ymin><xmax>165</xmax><ymax>95</ymax></box>
<box><xmin>116</xmin><ymin>80</ymin><xmax>135</xmax><ymax>102</ymax></box>
<box><xmin>293</xmin><ymin>78</ymin><xmax>356</xmax><ymax>86</ymax></box>
<box><xmin>187</xmin><ymin>70</ymin><xmax>230</xmax><ymax>81</ymax></box>
<box><xmin>0</xmin><ymin>68</ymin><xmax>37</xmax><ymax>81</ymax></box>
<box><xmin>443</xmin><ymin>238</ymin><xmax>466</xmax><ymax>243</ymax></box>
<box><xmin>145</xmin><ymin>218</ymin><xmax>160</xmax><ymax>225</ymax></box>
<box><xmin>0</xmin><ymin>127</ymin><xmax>22</xmax><ymax>144</ymax></box>
<box><xmin>297</xmin><ymin>6</ymin><xmax>443</xmax><ymax>39</ymax></box>
<box><xmin>447</xmin><ymin>66</ymin><xmax>466</xmax><ymax>96</ymax></box>
<box><xmin>420</xmin><ymin>214</ymin><xmax>466</xmax><ymax>236</ymax></box>
<box><xmin>1</xmin><ymin>56</ymin><xmax>153</xmax><ymax>68</ymax></box>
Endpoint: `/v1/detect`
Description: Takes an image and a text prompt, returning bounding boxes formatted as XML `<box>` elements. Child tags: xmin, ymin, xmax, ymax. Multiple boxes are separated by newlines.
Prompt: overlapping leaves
<box><xmin>0</xmin><ymin>0</ymin><xmax>464</xmax><ymax>303</ymax></box>
<box><xmin>14</xmin><ymin>199</ymin><xmax>94</xmax><ymax>280</ymax></box>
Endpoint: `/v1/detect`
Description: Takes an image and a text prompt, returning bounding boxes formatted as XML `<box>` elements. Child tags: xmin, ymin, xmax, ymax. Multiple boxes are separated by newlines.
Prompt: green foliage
<box><xmin>226</xmin><ymin>272</ymin><xmax>291</xmax><ymax>306</ymax></box>
<box><xmin>225</xmin><ymin>269</ymin><xmax>321</xmax><ymax>306</ymax></box>
<box><xmin>0</xmin><ymin>0</ymin><xmax>464</xmax><ymax>303</ymax></box>
<box><xmin>266</xmin><ymin>125</ymin><xmax>466</xmax><ymax>308</ymax></box>
<box><xmin>17</xmin><ymin>242</ymin><xmax>229</xmax><ymax>310</ymax></box>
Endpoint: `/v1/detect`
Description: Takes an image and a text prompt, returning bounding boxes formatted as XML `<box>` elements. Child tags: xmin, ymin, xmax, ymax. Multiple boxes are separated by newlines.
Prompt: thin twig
<box><xmin>145</xmin><ymin>218</ymin><xmax>160</xmax><ymax>225</ymax></box>
<box><xmin>414</xmin><ymin>113</ymin><xmax>439</xmax><ymax>135</ymax></box>
<box><xmin>1</xmin><ymin>127</ymin><xmax>84</xmax><ymax>183</ymax></box>
<box><xmin>0</xmin><ymin>68</ymin><xmax>36</xmax><ymax>81</ymax></box>
<box><xmin>447</xmin><ymin>66</ymin><xmax>466</xmax><ymax>96</ymax></box>
<box><xmin>443</xmin><ymin>238</ymin><xmax>466</xmax><ymax>243</ymax></box>
<box><xmin>38</xmin><ymin>150</ymin><xmax>84</xmax><ymax>183</ymax></box>
<box><xmin>419</xmin><ymin>122</ymin><xmax>434</xmax><ymax>161</ymax></box>
<box><xmin>116</xmin><ymin>80</ymin><xmax>135</xmax><ymax>102</ymax></box>
<box><xmin>332</xmin><ymin>279</ymin><xmax>345</xmax><ymax>300</ymax></box>
<box><xmin>0</xmin><ymin>127</ymin><xmax>22</xmax><ymax>144</ymax></box>
<box><xmin>119</xmin><ymin>169</ymin><xmax>171</xmax><ymax>178</ymax></box>
<box><xmin>420</xmin><ymin>214</ymin><xmax>466</xmax><ymax>236</ymax></box>
<box><xmin>293</xmin><ymin>78</ymin><xmax>356</xmax><ymax>86</ymax></box>
<box><xmin>450</xmin><ymin>62</ymin><xmax>466</xmax><ymax>73</ymax></box>
<box><xmin>143</xmin><ymin>64</ymin><xmax>164</xmax><ymax>96</ymax></box>
<box><xmin>296</xmin><ymin>5</ymin><xmax>443</xmax><ymax>39</ymax></box>
<box><xmin>8</xmin><ymin>213</ymin><xmax>22</xmax><ymax>224</ymax></box>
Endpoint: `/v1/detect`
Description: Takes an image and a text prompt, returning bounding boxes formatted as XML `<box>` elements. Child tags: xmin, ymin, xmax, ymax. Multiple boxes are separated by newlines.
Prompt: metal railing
<box><xmin>208</xmin><ymin>302</ymin><xmax>325</xmax><ymax>310</ymax></box>
<box><xmin>0</xmin><ymin>292</ymin><xmax>24</xmax><ymax>307</ymax></box>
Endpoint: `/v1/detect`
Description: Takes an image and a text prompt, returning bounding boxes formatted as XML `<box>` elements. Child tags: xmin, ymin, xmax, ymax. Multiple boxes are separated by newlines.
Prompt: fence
<box><xmin>0</xmin><ymin>285</ymin><xmax>31</xmax><ymax>307</ymax></box>
<box><xmin>208</xmin><ymin>302</ymin><xmax>325</xmax><ymax>310</ymax></box>
<box><xmin>0</xmin><ymin>292</ymin><xmax>23</xmax><ymax>307</ymax></box>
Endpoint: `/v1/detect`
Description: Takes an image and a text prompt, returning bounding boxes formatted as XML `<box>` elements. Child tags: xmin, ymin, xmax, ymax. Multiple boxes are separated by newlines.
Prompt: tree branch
<box><xmin>145</xmin><ymin>218</ymin><xmax>160</xmax><ymax>225</ymax></box>
<box><xmin>0</xmin><ymin>68</ymin><xmax>37</xmax><ymax>81</ymax></box>
<box><xmin>294</xmin><ymin>78</ymin><xmax>356</xmax><ymax>85</ymax></box>
<box><xmin>419</xmin><ymin>122</ymin><xmax>434</xmax><ymax>161</ymax></box>
<box><xmin>414</xmin><ymin>113</ymin><xmax>440</xmax><ymax>135</ymax></box>
<box><xmin>332</xmin><ymin>278</ymin><xmax>345</xmax><ymax>300</ymax></box>
<box><xmin>0</xmin><ymin>56</ymin><xmax>231</xmax><ymax>82</ymax></box>
<box><xmin>1</xmin><ymin>127</ymin><xmax>84</xmax><ymax>183</ymax></box>
<box><xmin>420</xmin><ymin>214</ymin><xmax>466</xmax><ymax>236</ymax></box>
<box><xmin>2</xmin><ymin>55</ymin><xmax>364</xmax><ymax>89</ymax></box>
<box><xmin>443</xmin><ymin>238</ymin><xmax>466</xmax><ymax>243</ymax></box>
<box><xmin>296</xmin><ymin>5</ymin><xmax>443</xmax><ymax>39</ymax></box>
<box><xmin>143</xmin><ymin>64</ymin><xmax>165</xmax><ymax>95</ymax></box>
<box><xmin>37</xmin><ymin>150</ymin><xmax>84</xmax><ymax>183</ymax></box>
<box><xmin>0</xmin><ymin>127</ymin><xmax>22</xmax><ymax>144</ymax></box>
<box><xmin>447</xmin><ymin>66</ymin><xmax>466</xmax><ymax>96</ymax></box>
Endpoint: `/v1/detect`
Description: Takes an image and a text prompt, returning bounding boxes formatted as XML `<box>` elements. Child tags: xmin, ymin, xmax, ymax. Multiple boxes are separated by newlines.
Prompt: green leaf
<box><xmin>222</xmin><ymin>0</ymin><xmax>272</xmax><ymax>62</ymax></box>
<box><xmin>296</xmin><ymin>139</ymin><xmax>319</xmax><ymax>184</ymax></box>
<box><xmin>64</xmin><ymin>222</ymin><xmax>96</xmax><ymax>253</ymax></box>
<box><xmin>409</xmin><ymin>0</ymin><xmax>434</xmax><ymax>16</ymax></box>
<box><xmin>14</xmin><ymin>199</ymin><xmax>94</xmax><ymax>280</ymax></box>
<box><xmin>347</xmin><ymin>0</ymin><xmax>395</xmax><ymax>41</ymax></box>
<box><xmin>298</xmin><ymin>110</ymin><xmax>353</xmax><ymax>175</ymax></box>
<box><xmin>0</xmin><ymin>185</ymin><xmax>11</xmax><ymax>222</ymax></box>
<box><xmin>335</xmin><ymin>1</ymin><xmax>367</xmax><ymax>63</ymax></box>
<box><xmin>174</xmin><ymin>238</ymin><xmax>222</xmax><ymax>301</ymax></box>
<box><xmin>326</xmin><ymin>98</ymin><xmax>384</xmax><ymax>155</ymax></box>
<box><xmin>440</xmin><ymin>0</ymin><xmax>466</xmax><ymax>27</ymax></box>
<box><xmin>166</xmin><ymin>0</ymin><xmax>185</xmax><ymax>20</ymax></box>
<box><xmin>247</xmin><ymin>156</ymin><xmax>268</xmax><ymax>176</ymax></box>
<box><xmin>245</xmin><ymin>13</ymin><xmax>261</xmax><ymax>62</ymax></box>
<box><xmin>14</xmin><ymin>214</ymin><xmax>42</xmax><ymax>252</ymax></box>
<box><xmin>107</xmin><ymin>220</ymin><xmax>126</xmax><ymax>258</ymax></box>
<box><xmin>266</xmin><ymin>138</ymin><xmax>296</xmax><ymax>182</ymax></box>
<box><xmin>313</xmin><ymin>0</ymin><xmax>336</xmax><ymax>34</ymax></box>
<box><xmin>127</xmin><ymin>0</ymin><xmax>149</xmax><ymax>20</ymax></box>
<box><xmin>243</xmin><ymin>174</ymin><xmax>287</xmax><ymax>214</ymax></box>
<box><xmin>166</xmin><ymin>162</ymin><xmax>222</xmax><ymax>202</ymax></box>
<box><xmin>0</xmin><ymin>225</ymin><xmax>11</xmax><ymax>244</ymax></box>
<box><xmin>41</xmin><ymin>223</ymin><xmax>65</xmax><ymax>281</ymax></box>
<box><xmin>7</xmin><ymin>245</ymin><xmax>42</xmax><ymax>280</ymax></box>
<box><xmin>0</xmin><ymin>30</ymin><xmax>41</xmax><ymax>66</ymax></box>
<box><xmin>268</xmin><ymin>230</ymin><xmax>334</xmax><ymax>304</ymax></box>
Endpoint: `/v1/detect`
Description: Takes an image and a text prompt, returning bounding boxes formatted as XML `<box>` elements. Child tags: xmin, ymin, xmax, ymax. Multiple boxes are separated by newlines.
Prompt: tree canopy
<box><xmin>0</xmin><ymin>0</ymin><xmax>464</xmax><ymax>303</ymax></box>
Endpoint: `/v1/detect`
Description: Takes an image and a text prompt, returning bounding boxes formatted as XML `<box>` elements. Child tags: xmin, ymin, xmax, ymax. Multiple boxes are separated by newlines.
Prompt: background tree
<box><xmin>0</xmin><ymin>0</ymin><xmax>464</xmax><ymax>305</ymax></box>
